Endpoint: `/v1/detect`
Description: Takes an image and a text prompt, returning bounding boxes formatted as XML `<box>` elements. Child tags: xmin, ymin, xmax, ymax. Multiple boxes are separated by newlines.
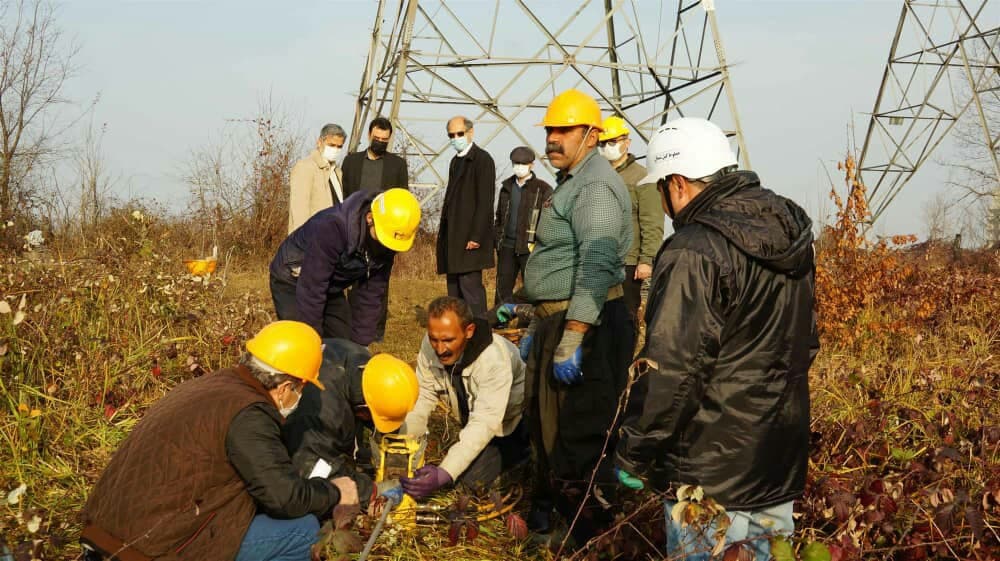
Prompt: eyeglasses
<box><xmin>598</xmin><ymin>137</ymin><xmax>626</xmax><ymax>148</ymax></box>
<box><xmin>447</xmin><ymin>130</ymin><xmax>467</xmax><ymax>139</ymax></box>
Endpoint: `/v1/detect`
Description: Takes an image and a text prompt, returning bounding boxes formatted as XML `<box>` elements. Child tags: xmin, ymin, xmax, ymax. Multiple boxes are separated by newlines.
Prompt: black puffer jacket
<box><xmin>615</xmin><ymin>171</ymin><xmax>819</xmax><ymax>510</ymax></box>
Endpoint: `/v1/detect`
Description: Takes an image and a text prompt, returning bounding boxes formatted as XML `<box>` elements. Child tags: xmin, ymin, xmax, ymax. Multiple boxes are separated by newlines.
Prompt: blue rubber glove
<box><xmin>615</xmin><ymin>467</ymin><xmax>645</xmax><ymax>490</ymax></box>
<box><xmin>377</xmin><ymin>480</ymin><xmax>404</xmax><ymax>506</ymax></box>
<box><xmin>400</xmin><ymin>464</ymin><xmax>453</xmax><ymax>499</ymax></box>
<box><xmin>552</xmin><ymin>330</ymin><xmax>584</xmax><ymax>384</ymax></box>
<box><xmin>497</xmin><ymin>303</ymin><xmax>518</xmax><ymax>324</ymax></box>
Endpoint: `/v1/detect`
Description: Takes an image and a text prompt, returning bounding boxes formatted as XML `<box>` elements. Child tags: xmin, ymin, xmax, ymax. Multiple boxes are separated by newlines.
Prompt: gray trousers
<box><xmin>446</xmin><ymin>270</ymin><xmax>487</xmax><ymax>318</ymax></box>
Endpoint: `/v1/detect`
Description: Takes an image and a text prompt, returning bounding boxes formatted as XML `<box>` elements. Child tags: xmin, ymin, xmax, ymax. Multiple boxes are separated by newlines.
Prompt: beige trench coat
<box><xmin>288</xmin><ymin>149</ymin><xmax>343</xmax><ymax>233</ymax></box>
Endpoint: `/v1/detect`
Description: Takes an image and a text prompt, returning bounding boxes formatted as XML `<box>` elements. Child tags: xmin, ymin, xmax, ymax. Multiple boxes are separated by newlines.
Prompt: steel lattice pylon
<box><xmin>349</xmin><ymin>0</ymin><xmax>749</xmax><ymax>219</ymax></box>
<box><xmin>858</xmin><ymin>0</ymin><xmax>1000</xmax><ymax>223</ymax></box>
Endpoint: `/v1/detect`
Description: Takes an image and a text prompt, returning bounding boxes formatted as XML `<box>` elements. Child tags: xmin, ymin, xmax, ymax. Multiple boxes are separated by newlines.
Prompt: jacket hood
<box><xmin>674</xmin><ymin>171</ymin><xmax>814</xmax><ymax>277</ymax></box>
<box><xmin>457</xmin><ymin>318</ymin><xmax>492</xmax><ymax>370</ymax></box>
<box><xmin>341</xmin><ymin>191</ymin><xmax>379</xmax><ymax>256</ymax></box>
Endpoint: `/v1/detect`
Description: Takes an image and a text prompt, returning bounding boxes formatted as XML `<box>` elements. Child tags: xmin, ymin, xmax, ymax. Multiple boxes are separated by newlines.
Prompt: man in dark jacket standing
<box><xmin>269</xmin><ymin>188</ymin><xmax>420</xmax><ymax>346</ymax></box>
<box><xmin>437</xmin><ymin>116</ymin><xmax>496</xmax><ymax>317</ymax></box>
<box><xmin>493</xmin><ymin>146</ymin><xmax>552</xmax><ymax>306</ymax></box>
<box><xmin>614</xmin><ymin>118</ymin><xmax>819</xmax><ymax>561</ymax></box>
<box><xmin>81</xmin><ymin>321</ymin><xmax>360</xmax><ymax>561</ymax></box>
<box><xmin>341</xmin><ymin>116</ymin><xmax>410</xmax><ymax>341</ymax></box>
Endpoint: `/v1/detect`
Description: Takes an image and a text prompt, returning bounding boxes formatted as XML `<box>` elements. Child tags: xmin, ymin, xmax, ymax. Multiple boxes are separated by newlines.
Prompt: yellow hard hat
<box><xmin>246</xmin><ymin>321</ymin><xmax>325</xmax><ymax>390</ymax></box>
<box><xmin>538</xmin><ymin>89</ymin><xmax>603</xmax><ymax>130</ymax></box>
<box><xmin>371</xmin><ymin>188</ymin><xmax>421</xmax><ymax>253</ymax></box>
<box><xmin>362</xmin><ymin>353</ymin><xmax>419</xmax><ymax>433</ymax></box>
<box><xmin>598</xmin><ymin>116</ymin><xmax>630</xmax><ymax>141</ymax></box>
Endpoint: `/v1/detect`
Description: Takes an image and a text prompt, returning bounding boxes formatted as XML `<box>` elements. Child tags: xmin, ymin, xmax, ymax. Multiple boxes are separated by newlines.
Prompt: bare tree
<box><xmin>0</xmin><ymin>0</ymin><xmax>78</xmax><ymax>221</ymax></box>
<box><xmin>74</xmin><ymin>118</ymin><xmax>117</xmax><ymax>230</ymax></box>
<box><xmin>921</xmin><ymin>191</ymin><xmax>954</xmax><ymax>241</ymax></box>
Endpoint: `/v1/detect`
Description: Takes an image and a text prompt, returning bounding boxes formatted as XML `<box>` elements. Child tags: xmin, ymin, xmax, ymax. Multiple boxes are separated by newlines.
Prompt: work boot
<box><xmin>527</xmin><ymin>500</ymin><xmax>553</xmax><ymax>534</ymax></box>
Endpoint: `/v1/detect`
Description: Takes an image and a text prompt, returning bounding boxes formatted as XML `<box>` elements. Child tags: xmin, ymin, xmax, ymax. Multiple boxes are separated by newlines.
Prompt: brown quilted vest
<box><xmin>81</xmin><ymin>366</ymin><xmax>275</xmax><ymax>560</ymax></box>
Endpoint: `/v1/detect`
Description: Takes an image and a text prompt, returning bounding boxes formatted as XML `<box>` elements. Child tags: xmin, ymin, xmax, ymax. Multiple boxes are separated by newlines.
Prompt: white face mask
<box><xmin>322</xmin><ymin>145</ymin><xmax>342</xmax><ymax>163</ymax></box>
<box><xmin>278</xmin><ymin>385</ymin><xmax>302</xmax><ymax>417</ymax></box>
<box><xmin>600</xmin><ymin>142</ymin><xmax>623</xmax><ymax>162</ymax></box>
<box><xmin>512</xmin><ymin>164</ymin><xmax>531</xmax><ymax>179</ymax></box>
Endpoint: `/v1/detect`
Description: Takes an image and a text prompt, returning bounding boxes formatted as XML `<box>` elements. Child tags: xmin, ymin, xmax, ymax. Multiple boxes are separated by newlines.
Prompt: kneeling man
<box><xmin>399</xmin><ymin>296</ymin><xmax>527</xmax><ymax>498</ymax></box>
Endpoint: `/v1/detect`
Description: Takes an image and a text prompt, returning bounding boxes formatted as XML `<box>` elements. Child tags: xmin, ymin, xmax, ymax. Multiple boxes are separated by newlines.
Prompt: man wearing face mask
<box><xmin>269</xmin><ymin>189</ymin><xmax>421</xmax><ymax>345</ymax></box>
<box><xmin>81</xmin><ymin>321</ymin><xmax>361</xmax><ymax>561</ymax></box>
<box><xmin>397</xmin><ymin>296</ymin><xmax>527</xmax><ymax>499</ymax></box>
<box><xmin>437</xmin><ymin>116</ymin><xmax>496</xmax><ymax>317</ymax></box>
<box><xmin>598</xmin><ymin>116</ymin><xmax>664</xmax><ymax>330</ymax></box>
<box><xmin>511</xmin><ymin>89</ymin><xmax>634</xmax><ymax>546</ymax></box>
<box><xmin>493</xmin><ymin>146</ymin><xmax>553</xmax><ymax>307</ymax></box>
<box><xmin>342</xmin><ymin>117</ymin><xmax>409</xmax><ymax>197</ymax></box>
<box><xmin>288</xmin><ymin>123</ymin><xmax>348</xmax><ymax>233</ymax></box>
<box><xmin>341</xmin><ymin>117</ymin><xmax>410</xmax><ymax>342</ymax></box>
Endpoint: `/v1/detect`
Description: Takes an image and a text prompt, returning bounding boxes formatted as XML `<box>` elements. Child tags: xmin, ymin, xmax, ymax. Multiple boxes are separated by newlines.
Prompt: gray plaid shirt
<box><xmin>522</xmin><ymin>149</ymin><xmax>633</xmax><ymax>324</ymax></box>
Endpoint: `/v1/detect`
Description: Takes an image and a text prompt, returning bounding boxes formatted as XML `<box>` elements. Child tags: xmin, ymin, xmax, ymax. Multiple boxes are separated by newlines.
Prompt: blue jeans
<box><xmin>663</xmin><ymin>500</ymin><xmax>794</xmax><ymax>561</ymax></box>
<box><xmin>236</xmin><ymin>513</ymin><xmax>320</xmax><ymax>561</ymax></box>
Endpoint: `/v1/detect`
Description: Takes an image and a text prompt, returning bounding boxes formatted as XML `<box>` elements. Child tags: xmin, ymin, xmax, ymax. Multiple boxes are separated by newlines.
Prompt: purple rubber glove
<box><xmin>400</xmin><ymin>464</ymin><xmax>453</xmax><ymax>499</ymax></box>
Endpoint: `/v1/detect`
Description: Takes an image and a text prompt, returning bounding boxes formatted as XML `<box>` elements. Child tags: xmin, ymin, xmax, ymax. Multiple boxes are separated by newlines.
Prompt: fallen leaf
<box><xmin>26</xmin><ymin>514</ymin><xmax>41</xmax><ymax>533</ymax></box>
<box><xmin>12</xmin><ymin>310</ymin><xmax>25</xmax><ymax>325</ymax></box>
<box><xmin>6</xmin><ymin>483</ymin><xmax>27</xmax><ymax>505</ymax></box>
<box><xmin>0</xmin><ymin>300</ymin><xmax>10</xmax><ymax>314</ymax></box>
<box><xmin>505</xmin><ymin>512</ymin><xmax>528</xmax><ymax>540</ymax></box>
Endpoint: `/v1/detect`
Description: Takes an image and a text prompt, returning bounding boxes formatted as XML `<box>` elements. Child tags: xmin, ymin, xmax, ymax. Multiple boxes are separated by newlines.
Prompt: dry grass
<box><xmin>1</xmin><ymin>188</ymin><xmax>999</xmax><ymax>560</ymax></box>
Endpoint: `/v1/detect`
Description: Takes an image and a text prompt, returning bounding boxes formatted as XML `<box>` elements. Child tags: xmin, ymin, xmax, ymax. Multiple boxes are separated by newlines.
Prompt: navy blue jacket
<box><xmin>269</xmin><ymin>192</ymin><xmax>393</xmax><ymax>345</ymax></box>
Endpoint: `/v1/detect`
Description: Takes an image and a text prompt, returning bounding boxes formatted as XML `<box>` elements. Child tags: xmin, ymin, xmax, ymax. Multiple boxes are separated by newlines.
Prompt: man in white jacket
<box><xmin>399</xmin><ymin>296</ymin><xmax>527</xmax><ymax>497</ymax></box>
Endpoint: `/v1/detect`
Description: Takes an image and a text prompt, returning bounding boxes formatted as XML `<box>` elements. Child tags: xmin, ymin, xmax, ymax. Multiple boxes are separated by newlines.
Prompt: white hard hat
<box><xmin>640</xmin><ymin>117</ymin><xmax>738</xmax><ymax>184</ymax></box>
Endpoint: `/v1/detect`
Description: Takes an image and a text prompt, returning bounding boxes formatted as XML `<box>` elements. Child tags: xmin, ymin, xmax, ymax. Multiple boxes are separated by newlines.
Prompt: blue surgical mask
<box><xmin>450</xmin><ymin>137</ymin><xmax>469</xmax><ymax>153</ymax></box>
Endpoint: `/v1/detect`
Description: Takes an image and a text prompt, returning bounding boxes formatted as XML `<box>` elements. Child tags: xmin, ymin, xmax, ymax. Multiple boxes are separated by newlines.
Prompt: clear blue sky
<box><xmin>58</xmin><ymin>0</ymin><xmax>990</xmax><ymax>237</ymax></box>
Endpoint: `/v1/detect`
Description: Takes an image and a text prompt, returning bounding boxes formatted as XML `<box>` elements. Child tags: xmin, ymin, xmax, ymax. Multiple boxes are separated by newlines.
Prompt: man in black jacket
<box><xmin>493</xmin><ymin>146</ymin><xmax>552</xmax><ymax>306</ymax></box>
<box><xmin>614</xmin><ymin>118</ymin><xmax>819</xmax><ymax>561</ymax></box>
<box><xmin>437</xmin><ymin>116</ymin><xmax>496</xmax><ymax>317</ymax></box>
<box><xmin>341</xmin><ymin>116</ymin><xmax>410</xmax><ymax>341</ymax></box>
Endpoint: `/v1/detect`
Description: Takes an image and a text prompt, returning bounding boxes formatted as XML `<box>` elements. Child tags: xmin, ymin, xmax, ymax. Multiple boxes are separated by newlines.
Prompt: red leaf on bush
<box><xmin>464</xmin><ymin>520</ymin><xmax>479</xmax><ymax>542</ymax></box>
<box><xmin>447</xmin><ymin>521</ymin><xmax>462</xmax><ymax>546</ymax></box>
<box><xmin>151</xmin><ymin>364</ymin><xmax>162</xmax><ymax>377</ymax></box>
<box><xmin>505</xmin><ymin>513</ymin><xmax>528</xmax><ymax>540</ymax></box>
<box><xmin>103</xmin><ymin>403</ymin><xmax>117</xmax><ymax>420</ymax></box>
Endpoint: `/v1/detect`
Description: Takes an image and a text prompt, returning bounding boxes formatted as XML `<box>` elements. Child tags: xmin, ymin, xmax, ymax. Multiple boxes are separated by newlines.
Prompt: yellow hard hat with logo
<box><xmin>362</xmin><ymin>353</ymin><xmax>419</xmax><ymax>433</ymax></box>
<box><xmin>598</xmin><ymin>115</ymin><xmax>630</xmax><ymax>141</ymax></box>
<box><xmin>246</xmin><ymin>321</ymin><xmax>325</xmax><ymax>390</ymax></box>
<box><xmin>371</xmin><ymin>188</ymin><xmax>421</xmax><ymax>253</ymax></box>
<box><xmin>538</xmin><ymin>89</ymin><xmax>603</xmax><ymax>130</ymax></box>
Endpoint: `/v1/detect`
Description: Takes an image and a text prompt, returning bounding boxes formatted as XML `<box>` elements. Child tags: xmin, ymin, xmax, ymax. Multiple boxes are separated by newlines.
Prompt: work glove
<box><xmin>615</xmin><ymin>467</ymin><xmax>645</xmax><ymax>490</ymax></box>
<box><xmin>376</xmin><ymin>479</ymin><xmax>404</xmax><ymax>506</ymax></box>
<box><xmin>400</xmin><ymin>464</ymin><xmax>453</xmax><ymax>499</ymax></box>
<box><xmin>518</xmin><ymin>318</ymin><xmax>537</xmax><ymax>362</ymax></box>
<box><xmin>497</xmin><ymin>303</ymin><xmax>518</xmax><ymax>324</ymax></box>
<box><xmin>552</xmin><ymin>329</ymin><xmax>584</xmax><ymax>385</ymax></box>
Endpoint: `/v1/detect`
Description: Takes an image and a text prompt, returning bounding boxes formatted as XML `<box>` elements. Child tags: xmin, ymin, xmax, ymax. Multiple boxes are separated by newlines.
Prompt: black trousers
<box><xmin>494</xmin><ymin>245</ymin><xmax>530</xmax><ymax>307</ymax></box>
<box><xmin>446</xmin><ymin>270</ymin><xmax>488</xmax><ymax>317</ymax></box>
<box><xmin>524</xmin><ymin>298</ymin><xmax>635</xmax><ymax>546</ymax></box>
<box><xmin>270</xmin><ymin>275</ymin><xmax>351</xmax><ymax>340</ymax></box>
<box><xmin>623</xmin><ymin>265</ymin><xmax>642</xmax><ymax>329</ymax></box>
<box><xmin>457</xmin><ymin>421</ymin><xmax>530</xmax><ymax>490</ymax></box>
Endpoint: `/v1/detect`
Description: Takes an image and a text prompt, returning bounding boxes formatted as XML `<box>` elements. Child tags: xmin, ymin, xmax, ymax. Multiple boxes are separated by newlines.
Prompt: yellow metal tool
<box><xmin>374</xmin><ymin>433</ymin><xmax>426</xmax><ymax>527</ymax></box>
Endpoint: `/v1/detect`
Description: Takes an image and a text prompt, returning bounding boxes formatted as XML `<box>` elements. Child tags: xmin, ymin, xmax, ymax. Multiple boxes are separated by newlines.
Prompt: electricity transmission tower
<box><xmin>858</xmin><ymin>0</ymin><xmax>1000</xmax><ymax>224</ymax></box>
<box><xmin>349</xmin><ymin>0</ymin><xmax>749</xmax><ymax>217</ymax></box>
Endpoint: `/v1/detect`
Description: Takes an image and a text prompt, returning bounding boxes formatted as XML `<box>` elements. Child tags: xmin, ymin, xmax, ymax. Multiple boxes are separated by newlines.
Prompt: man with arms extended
<box><xmin>341</xmin><ymin>116</ymin><xmax>410</xmax><ymax>341</ymax></box>
<box><xmin>437</xmin><ymin>116</ymin><xmax>496</xmax><ymax>317</ymax></box>
<box><xmin>396</xmin><ymin>296</ymin><xmax>527</xmax><ymax>499</ymax></box>
<box><xmin>598</xmin><ymin>116</ymin><xmax>663</xmax><ymax>328</ymax></box>
<box><xmin>288</xmin><ymin>123</ymin><xmax>348</xmax><ymax>233</ymax></box>
<box><xmin>493</xmin><ymin>146</ymin><xmax>552</xmax><ymax>306</ymax></box>
<box><xmin>81</xmin><ymin>321</ymin><xmax>360</xmax><ymax>561</ymax></box>
<box><xmin>269</xmin><ymin>188</ymin><xmax>421</xmax><ymax>345</ymax></box>
<box><xmin>614</xmin><ymin>118</ymin><xmax>818</xmax><ymax>561</ymax></box>
<box><xmin>510</xmin><ymin>89</ymin><xmax>634</xmax><ymax>547</ymax></box>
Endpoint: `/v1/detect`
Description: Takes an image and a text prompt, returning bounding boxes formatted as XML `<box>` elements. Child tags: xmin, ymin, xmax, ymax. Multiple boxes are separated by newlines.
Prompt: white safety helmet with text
<box><xmin>640</xmin><ymin>117</ymin><xmax>738</xmax><ymax>185</ymax></box>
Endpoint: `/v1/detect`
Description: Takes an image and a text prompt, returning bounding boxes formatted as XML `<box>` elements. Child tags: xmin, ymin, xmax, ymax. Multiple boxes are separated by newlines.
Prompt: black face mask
<box><xmin>370</xmin><ymin>140</ymin><xmax>388</xmax><ymax>156</ymax></box>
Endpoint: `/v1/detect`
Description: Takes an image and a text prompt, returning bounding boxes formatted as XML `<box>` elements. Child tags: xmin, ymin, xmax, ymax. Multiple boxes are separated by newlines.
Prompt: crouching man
<box><xmin>80</xmin><ymin>321</ymin><xmax>361</xmax><ymax>561</ymax></box>
<box><xmin>398</xmin><ymin>296</ymin><xmax>527</xmax><ymax>499</ymax></box>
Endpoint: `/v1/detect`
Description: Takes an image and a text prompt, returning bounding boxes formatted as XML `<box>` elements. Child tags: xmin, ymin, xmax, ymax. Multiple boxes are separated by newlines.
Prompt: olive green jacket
<box><xmin>617</xmin><ymin>155</ymin><xmax>664</xmax><ymax>266</ymax></box>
